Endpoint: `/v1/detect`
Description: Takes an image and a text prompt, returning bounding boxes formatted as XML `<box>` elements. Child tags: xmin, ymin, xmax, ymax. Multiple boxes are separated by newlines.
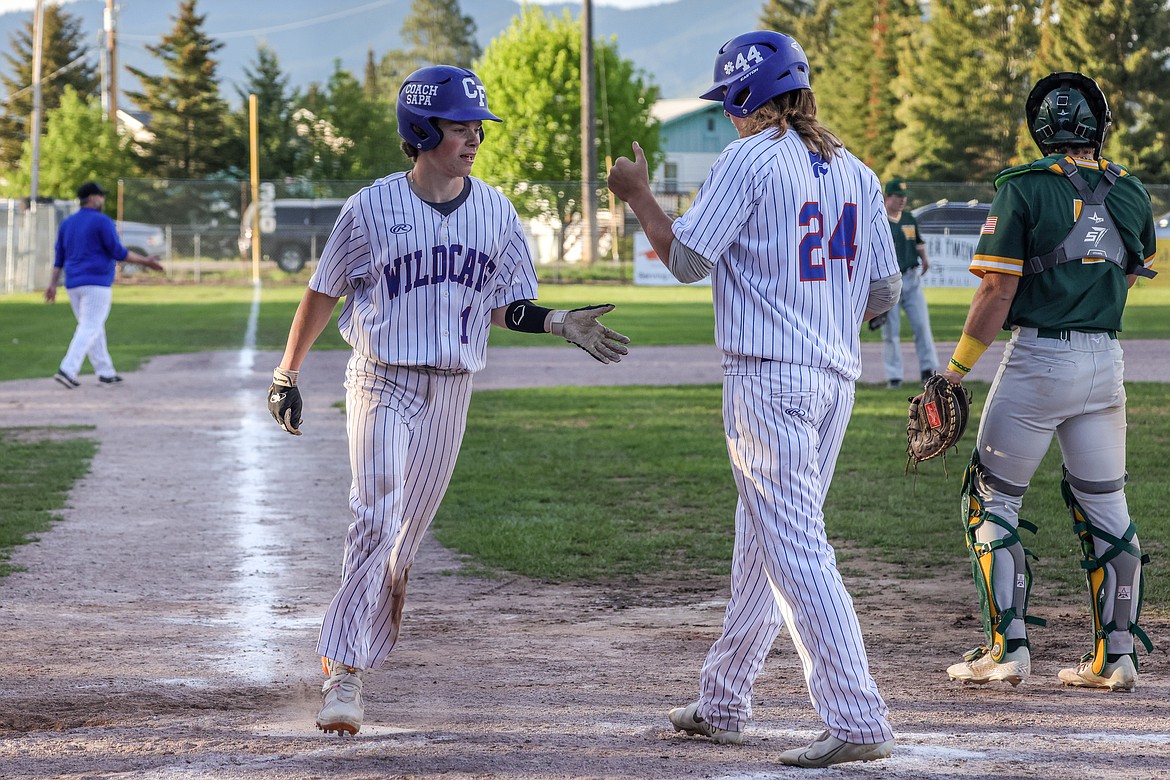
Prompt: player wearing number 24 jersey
<box><xmin>609</xmin><ymin>30</ymin><xmax>900</xmax><ymax>768</ymax></box>
<box><xmin>267</xmin><ymin>64</ymin><xmax>629</xmax><ymax>737</ymax></box>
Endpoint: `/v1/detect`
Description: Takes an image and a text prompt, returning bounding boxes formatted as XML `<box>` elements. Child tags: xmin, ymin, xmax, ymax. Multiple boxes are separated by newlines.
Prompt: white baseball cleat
<box><xmin>779</xmin><ymin>730</ymin><xmax>894</xmax><ymax>767</ymax></box>
<box><xmin>316</xmin><ymin>661</ymin><xmax>365</xmax><ymax>735</ymax></box>
<box><xmin>1058</xmin><ymin>655</ymin><xmax>1137</xmax><ymax>691</ymax></box>
<box><xmin>947</xmin><ymin>644</ymin><xmax>1030</xmax><ymax>687</ymax></box>
<box><xmin>668</xmin><ymin>701</ymin><xmax>743</xmax><ymax>745</ymax></box>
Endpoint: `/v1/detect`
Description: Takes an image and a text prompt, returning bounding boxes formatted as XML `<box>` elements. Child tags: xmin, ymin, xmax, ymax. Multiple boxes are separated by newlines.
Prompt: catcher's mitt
<box><xmin>906</xmin><ymin>374</ymin><xmax>972</xmax><ymax>471</ymax></box>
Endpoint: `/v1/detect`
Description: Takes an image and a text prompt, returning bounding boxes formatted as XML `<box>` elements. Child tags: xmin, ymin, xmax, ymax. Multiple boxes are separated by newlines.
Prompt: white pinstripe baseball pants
<box><xmin>317</xmin><ymin>355</ymin><xmax>472</xmax><ymax>670</ymax></box>
<box><xmin>695</xmin><ymin>359</ymin><xmax>893</xmax><ymax>744</ymax></box>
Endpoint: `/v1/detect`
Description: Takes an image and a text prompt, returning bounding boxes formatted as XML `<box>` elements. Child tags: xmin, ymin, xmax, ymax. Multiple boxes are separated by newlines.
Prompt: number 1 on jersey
<box><xmin>799</xmin><ymin>202</ymin><xmax>858</xmax><ymax>281</ymax></box>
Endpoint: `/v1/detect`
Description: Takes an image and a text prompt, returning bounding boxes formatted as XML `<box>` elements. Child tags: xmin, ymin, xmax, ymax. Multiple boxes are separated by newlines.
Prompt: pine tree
<box><xmin>377</xmin><ymin>0</ymin><xmax>482</xmax><ymax>94</ymax></box>
<box><xmin>233</xmin><ymin>44</ymin><xmax>302</xmax><ymax>181</ymax></box>
<box><xmin>0</xmin><ymin>4</ymin><xmax>98</xmax><ymax>173</ymax></box>
<box><xmin>124</xmin><ymin>0</ymin><xmax>236</xmax><ymax>178</ymax></box>
<box><xmin>809</xmin><ymin>0</ymin><xmax>918</xmax><ymax>173</ymax></box>
<box><xmin>1033</xmin><ymin>0</ymin><xmax>1170</xmax><ymax>180</ymax></box>
<box><xmin>890</xmin><ymin>0</ymin><xmax>1034</xmax><ymax>181</ymax></box>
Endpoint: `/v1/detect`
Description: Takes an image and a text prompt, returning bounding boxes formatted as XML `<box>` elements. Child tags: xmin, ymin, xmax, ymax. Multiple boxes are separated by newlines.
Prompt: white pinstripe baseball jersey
<box><xmin>310</xmin><ymin>172</ymin><xmax>539</xmax><ymax>372</ymax></box>
<box><xmin>673</xmin><ymin>129</ymin><xmax>898</xmax><ymax>378</ymax></box>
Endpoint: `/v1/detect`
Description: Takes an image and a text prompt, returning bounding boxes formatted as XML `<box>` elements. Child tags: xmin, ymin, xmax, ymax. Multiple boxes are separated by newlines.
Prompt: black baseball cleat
<box><xmin>98</xmin><ymin>375</ymin><xmax>124</xmax><ymax>385</ymax></box>
<box><xmin>54</xmin><ymin>370</ymin><xmax>80</xmax><ymax>389</ymax></box>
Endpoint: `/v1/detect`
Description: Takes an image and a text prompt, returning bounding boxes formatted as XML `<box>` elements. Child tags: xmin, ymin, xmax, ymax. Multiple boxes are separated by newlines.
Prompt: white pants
<box><xmin>695</xmin><ymin>359</ymin><xmax>893</xmax><ymax>744</ymax></box>
<box><xmin>60</xmin><ymin>285</ymin><xmax>116</xmax><ymax>379</ymax></box>
<box><xmin>317</xmin><ymin>356</ymin><xmax>472</xmax><ymax>671</ymax></box>
<box><xmin>881</xmin><ymin>267</ymin><xmax>938</xmax><ymax>381</ymax></box>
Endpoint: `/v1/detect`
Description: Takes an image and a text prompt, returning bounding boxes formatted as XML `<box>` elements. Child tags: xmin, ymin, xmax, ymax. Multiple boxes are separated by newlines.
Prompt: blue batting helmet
<box><xmin>700</xmin><ymin>31</ymin><xmax>811</xmax><ymax>117</ymax></box>
<box><xmin>396</xmin><ymin>65</ymin><xmax>502</xmax><ymax>152</ymax></box>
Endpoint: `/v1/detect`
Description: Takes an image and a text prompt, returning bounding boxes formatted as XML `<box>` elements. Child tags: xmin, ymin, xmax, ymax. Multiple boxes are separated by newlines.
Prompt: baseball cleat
<box><xmin>779</xmin><ymin>730</ymin><xmax>894</xmax><ymax>768</ymax></box>
<box><xmin>947</xmin><ymin>644</ymin><xmax>1030</xmax><ymax>687</ymax></box>
<box><xmin>98</xmin><ymin>374</ymin><xmax>123</xmax><ymax>385</ymax></box>
<box><xmin>54</xmin><ymin>370</ymin><xmax>80</xmax><ymax>389</ymax></box>
<box><xmin>316</xmin><ymin>662</ymin><xmax>365</xmax><ymax>735</ymax></box>
<box><xmin>1058</xmin><ymin>655</ymin><xmax>1137</xmax><ymax>691</ymax></box>
<box><xmin>668</xmin><ymin>701</ymin><xmax>743</xmax><ymax>745</ymax></box>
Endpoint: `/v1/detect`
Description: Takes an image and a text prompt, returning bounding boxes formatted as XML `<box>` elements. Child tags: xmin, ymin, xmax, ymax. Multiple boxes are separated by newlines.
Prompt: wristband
<box><xmin>273</xmin><ymin>366</ymin><xmax>299</xmax><ymax>387</ymax></box>
<box><xmin>503</xmin><ymin>299</ymin><xmax>554</xmax><ymax>333</ymax></box>
<box><xmin>948</xmin><ymin>333</ymin><xmax>988</xmax><ymax>375</ymax></box>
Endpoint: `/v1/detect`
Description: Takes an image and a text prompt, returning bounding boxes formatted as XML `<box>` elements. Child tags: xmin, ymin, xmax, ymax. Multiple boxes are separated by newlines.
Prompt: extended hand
<box><xmin>550</xmin><ymin>304</ymin><xmax>630</xmax><ymax>364</ymax></box>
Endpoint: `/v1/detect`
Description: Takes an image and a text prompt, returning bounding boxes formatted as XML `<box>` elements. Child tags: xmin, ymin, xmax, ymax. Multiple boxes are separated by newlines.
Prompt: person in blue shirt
<box><xmin>44</xmin><ymin>181</ymin><xmax>163</xmax><ymax>387</ymax></box>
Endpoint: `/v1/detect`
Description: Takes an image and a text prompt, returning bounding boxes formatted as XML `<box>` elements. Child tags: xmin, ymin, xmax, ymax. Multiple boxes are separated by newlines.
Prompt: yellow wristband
<box><xmin>948</xmin><ymin>333</ymin><xmax>988</xmax><ymax>375</ymax></box>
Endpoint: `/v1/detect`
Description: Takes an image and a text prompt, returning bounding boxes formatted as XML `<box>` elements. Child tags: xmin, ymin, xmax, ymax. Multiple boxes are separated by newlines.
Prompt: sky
<box><xmin>0</xmin><ymin>0</ymin><xmax>679</xmax><ymax>13</ymax></box>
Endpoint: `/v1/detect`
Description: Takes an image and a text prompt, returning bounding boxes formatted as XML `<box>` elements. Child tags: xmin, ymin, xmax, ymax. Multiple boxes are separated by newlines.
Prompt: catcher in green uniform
<box><xmin>940</xmin><ymin>72</ymin><xmax>1157</xmax><ymax>691</ymax></box>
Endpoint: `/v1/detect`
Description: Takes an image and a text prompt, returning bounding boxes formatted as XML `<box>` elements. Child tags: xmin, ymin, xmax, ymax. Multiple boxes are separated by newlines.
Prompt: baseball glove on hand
<box><xmin>906</xmin><ymin>374</ymin><xmax>971</xmax><ymax>470</ymax></box>
<box><xmin>867</xmin><ymin>312</ymin><xmax>889</xmax><ymax>331</ymax></box>
<box><xmin>551</xmin><ymin>304</ymin><xmax>631</xmax><ymax>364</ymax></box>
<box><xmin>268</xmin><ymin>367</ymin><xmax>303</xmax><ymax>436</ymax></box>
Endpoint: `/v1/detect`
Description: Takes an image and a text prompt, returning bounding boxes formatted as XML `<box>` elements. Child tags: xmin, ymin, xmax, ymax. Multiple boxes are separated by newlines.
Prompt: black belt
<box><xmin>1035</xmin><ymin>328</ymin><xmax>1117</xmax><ymax>340</ymax></box>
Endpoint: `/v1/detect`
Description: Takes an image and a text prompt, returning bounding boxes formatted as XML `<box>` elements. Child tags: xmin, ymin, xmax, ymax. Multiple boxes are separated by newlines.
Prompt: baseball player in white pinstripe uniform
<box><xmin>609</xmin><ymin>31</ymin><xmax>900</xmax><ymax>768</ymax></box>
<box><xmin>267</xmin><ymin>65</ymin><xmax>629</xmax><ymax>736</ymax></box>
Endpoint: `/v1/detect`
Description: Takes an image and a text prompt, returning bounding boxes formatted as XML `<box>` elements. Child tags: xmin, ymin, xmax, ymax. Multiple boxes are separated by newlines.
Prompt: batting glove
<box><xmin>550</xmin><ymin>304</ymin><xmax>631</xmax><ymax>364</ymax></box>
<box><xmin>268</xmin><ymin>367</ymin><xmax>303</xmax><ymax>436</ymax></box>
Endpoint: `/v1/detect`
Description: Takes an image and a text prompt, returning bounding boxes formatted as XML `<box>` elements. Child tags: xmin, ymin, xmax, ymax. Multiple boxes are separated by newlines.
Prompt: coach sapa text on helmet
<box><xmin>699</xmin><ymin>31</ymin><xmax>811</xmax><ymax>117</ymax></box>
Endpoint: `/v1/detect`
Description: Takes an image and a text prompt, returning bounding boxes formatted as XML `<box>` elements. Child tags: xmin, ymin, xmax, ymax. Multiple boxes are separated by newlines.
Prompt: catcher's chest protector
<box><xmin>1024</xmin><ymin>159</ymin><xmax>1135</xmax><ymax>276</ymax></box>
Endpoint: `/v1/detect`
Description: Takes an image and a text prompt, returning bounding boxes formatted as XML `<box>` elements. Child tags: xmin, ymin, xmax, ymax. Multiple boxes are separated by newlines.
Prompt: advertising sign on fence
<box><xmin>632</xmin><ymin>231</ymin><xmax>711</xmax><ymax>286</ymax></box>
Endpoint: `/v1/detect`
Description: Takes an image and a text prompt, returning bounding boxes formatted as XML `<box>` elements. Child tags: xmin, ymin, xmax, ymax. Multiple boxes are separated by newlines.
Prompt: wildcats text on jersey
<box><xmin>384</xmin><ymin>244</ymin><xmax>498</xmax><ymax>299</ymax></box>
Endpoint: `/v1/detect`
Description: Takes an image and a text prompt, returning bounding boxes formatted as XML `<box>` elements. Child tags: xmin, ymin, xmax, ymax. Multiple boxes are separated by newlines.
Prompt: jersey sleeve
<box><xmin>309</xmin><ymin>196</ymin><xmax>371</xmax><ymax>298</ymax></box>
<box><xmin>489</xmin><ymin>206</ymin><xmax>539</xmax><ymax>309</ymax></box>
<box><xmin>100</xmin><ymin>217</ymin><xmax>129</xmax><ymax>261</ymax></box>
<box><xmin>1113</xmin><ymin>175</ymin><xmax>1158</xmax><ymax>275</ymax></box>
<box><xmin>971</xmin><ymin>180</ymin><xmax>1027</xmax><ymax>277</ymax></box>
<box><xmin>671</xmin><ymin>140</ymin><xmax>758</xmax><ymax>262</ymax></box>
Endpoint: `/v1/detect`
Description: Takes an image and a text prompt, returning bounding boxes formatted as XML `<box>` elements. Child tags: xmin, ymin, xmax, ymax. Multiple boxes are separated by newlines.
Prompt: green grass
<box><xmin>2</xmin><ymin>281</ymin><xmax>1168</xmax><ymax>607</ymax></box>
<box><xmin>0</xmin><ymin>428</ymin><xmax>97</xmax><ymax>577</ymax></box>
<box><xmin>2</xmin><ymin>283</ymin><xmax>1166</xmax><ymax>381</ymax></box>
<box><xmin>434</xmin><ymin>382</ymin><xmax>1170</xmax><ymax>610</ymax></box>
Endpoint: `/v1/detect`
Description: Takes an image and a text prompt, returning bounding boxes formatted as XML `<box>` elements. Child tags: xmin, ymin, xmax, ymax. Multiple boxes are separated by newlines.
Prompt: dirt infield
<box><xmin>1</xmin><ymin>342</ymin><xmax>1169</xmax><ymax>780</ymax></box>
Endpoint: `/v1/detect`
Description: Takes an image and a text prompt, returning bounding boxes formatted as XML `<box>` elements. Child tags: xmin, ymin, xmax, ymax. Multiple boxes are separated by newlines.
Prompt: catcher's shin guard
<box><xmin>1062</xmin><ymin>470</ymin><xmax>1152</xmax><ymax>674</ymax></box>
<box><xmin>961</xmin><ymin>452</ymin><xmax>1044</xmax><ymax>661</ymax></box>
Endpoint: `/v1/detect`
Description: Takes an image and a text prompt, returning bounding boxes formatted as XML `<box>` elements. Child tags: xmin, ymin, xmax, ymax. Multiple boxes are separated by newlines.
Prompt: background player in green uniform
<box><xmin>939</xmin><ymin>72</ymin><xmax>1157</xmax><ymax>691</ymax></box>
<box><xmin>875</xmin><ymin>178</ymin><xmax>938</xmax><ymax>389</ymax></box>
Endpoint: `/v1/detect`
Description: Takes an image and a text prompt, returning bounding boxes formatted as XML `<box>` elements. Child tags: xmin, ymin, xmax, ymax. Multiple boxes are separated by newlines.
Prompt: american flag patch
<box><xmin>980</xmin><ymin>216</ymin><xmax>998</xmax><ymax>235</ymax></box>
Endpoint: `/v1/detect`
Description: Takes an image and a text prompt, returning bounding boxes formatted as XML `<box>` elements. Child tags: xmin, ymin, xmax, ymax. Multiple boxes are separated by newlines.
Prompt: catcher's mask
<box><xmin>1026</xmin><ymin>72</ymin><xmax>1111</xmax><ymax>156</ymax></box>
<box><xmin>700</xmin><ymin>30</ymin><xmax>811</xmax><ymax>118</ymax></box>
<box><xmin>396</xmin><ymin>65</ymin><xmax>501</xmax><ymax>152</ymax></box>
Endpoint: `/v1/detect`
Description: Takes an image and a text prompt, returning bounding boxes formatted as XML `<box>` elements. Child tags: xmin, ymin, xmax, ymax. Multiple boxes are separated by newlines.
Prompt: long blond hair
<box><xmin>737</xmin><ymin>89</ymin><xmax>843</xmax><ymax>160</ymax></box>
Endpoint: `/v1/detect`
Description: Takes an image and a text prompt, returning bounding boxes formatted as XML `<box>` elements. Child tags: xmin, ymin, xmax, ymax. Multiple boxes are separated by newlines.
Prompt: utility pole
<box><xmin>579</xmin><ymin>0</ymin><xmax>597</xmax><ymax>265</ymax></box>
<box><xmin>105</xmin><ymin>0</ymin><xmax>117</xmax><ymax>123</ymax></box>
<box><xmin>29</xmin><ymin>0</ymin><xmax>45</xmax><ymax>202</ymax></box>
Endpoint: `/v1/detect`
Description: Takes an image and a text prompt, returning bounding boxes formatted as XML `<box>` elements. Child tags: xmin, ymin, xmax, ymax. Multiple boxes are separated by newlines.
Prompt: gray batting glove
<box><xmin>549</xmin><ymin>304</ymin><xmax>631</xmax><ymax>364</ymax></box>
<box><xmin>268</xmin><ymin>367</ymin><xmax>302</xmax><ymax>436</ymax></box>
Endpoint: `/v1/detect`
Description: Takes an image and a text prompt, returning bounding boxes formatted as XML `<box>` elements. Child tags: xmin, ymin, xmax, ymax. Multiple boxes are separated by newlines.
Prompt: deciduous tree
<box><xmin>475</xmin><ymin>5</ymin><xmax>660</xmax><ymax>261</ymax></box>
<box><xmin>125</xmin><ymin>0</ymin><xmax>237</xmax><ymax>178</ymax></box>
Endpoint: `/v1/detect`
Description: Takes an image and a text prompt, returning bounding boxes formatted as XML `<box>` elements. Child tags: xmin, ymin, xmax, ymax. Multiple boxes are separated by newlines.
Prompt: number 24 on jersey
<box><xmin>798</xmin><ymin>201</ymin><xmax>857</xmax><ymax>281</ymax></box>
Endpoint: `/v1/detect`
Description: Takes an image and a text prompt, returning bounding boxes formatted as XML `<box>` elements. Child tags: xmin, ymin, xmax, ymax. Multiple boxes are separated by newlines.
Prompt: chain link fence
<box><xmin>3</xmin><ymin>177</ymin><xmax>1167</xmax><ymax>294</ymax></box>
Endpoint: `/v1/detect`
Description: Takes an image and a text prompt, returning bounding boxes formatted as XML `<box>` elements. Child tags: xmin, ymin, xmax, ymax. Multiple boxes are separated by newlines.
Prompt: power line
<box><xmin>119</xmin><ymin>0</ymin><xmax>401</xmax><ymax>41</ymax></box>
